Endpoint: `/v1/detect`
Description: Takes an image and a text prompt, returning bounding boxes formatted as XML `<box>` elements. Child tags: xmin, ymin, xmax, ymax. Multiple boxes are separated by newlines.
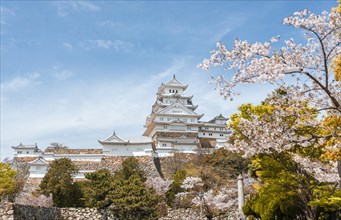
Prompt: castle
<box><xmin>12</xmin><ymin>76</ymin><xmax>231</xmax><ymax>178</ymax></box>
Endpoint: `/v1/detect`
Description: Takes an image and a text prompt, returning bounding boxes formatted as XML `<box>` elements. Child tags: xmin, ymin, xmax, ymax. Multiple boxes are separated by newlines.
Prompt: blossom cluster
<box><xmin>181</xmin><ymin>176</ymin><xmax>203</xmax><ymax>190</ymax></box>
<box><xmin>192</xmin><ymin>187</ymin><xmax>238</xmax><ymax>211</ymax></box>
<box><xmin>15</xmin><ymin>193</ymin><xmax>53</xmax><ymax>207</ymax></box>
<box><xmin>199</xmin><ymin>9</ymin><xmax>341</xmax><ymax>113</ymax></box>
<box><xmin>292</xmin><ymin>154</ymin><xmax>339</xmax><ymax>183</ymax></box>
<box><xmin>145</xmin><ymin>176</ymin><xmax>172</xmax><ymax>195</ymax></box>
<box><xmin>225</xmin><ymin>93</ymin><xmax>320</xmax><ymax>157</ymax></box>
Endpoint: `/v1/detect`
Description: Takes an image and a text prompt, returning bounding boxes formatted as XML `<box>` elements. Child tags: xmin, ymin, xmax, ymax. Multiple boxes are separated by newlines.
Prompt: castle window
<box><xmin>27</xmin><ymin>151</ymin><xmax>29</xmax><ymax>154</ymax></box>
<box><xmin>209</xmin><ymin>133</ymin><xmax>212</xmax><ymax>136</ymax></box>
<box><xmin>164</xmin><ymin>126</ymin><xmax>168</xmax><ymax>129</ymax></box>
<box><xmin>162</xmin><ymin>143</ymin><xmax>167</xmax><ymax>147</ymax></box>
<box><xmin>203</xmin><ymin>133</ymin><xmax>205</xmax><ymax>135</ymax></box>
<box><xmin>220</xmin><ymin>134</ymin><xmax>224</xmax><ymax>137</ymax></box>
<box><xmin>187</xmin><ymin>126</ymin><xmax>191</xmax><ymax>130</ymax></box>
<box><xmin>169</xmin><ymin>90</ymin><xmax>171</xmax><ymax>93</ymax></box>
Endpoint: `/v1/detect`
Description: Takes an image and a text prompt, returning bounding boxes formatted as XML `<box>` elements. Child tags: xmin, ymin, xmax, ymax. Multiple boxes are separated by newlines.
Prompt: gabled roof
<box><xmin>12</xmin><ymin>143</ymin><xmax>39</xmax><ymax>149</ymax></box>
<box><xmin>157</xmin><ymin>75</ymin><xmax>188</xmax><ymax>94</ymax></box>
<box><xmin>165</xmin><ymin>75</ymin><xmax>184</xmax><ymax>86</ymax></box>
<box><xmin>156</xmin><ymin>101</ymin><xmax>200</xmax><ymax>116</ymax></box>
<box><xmin>100</xmin><ymin>132</ymin><xmax>126</xmax><ymax>143</ymax></box>
<box><xmin>99</xmin><ymin>132</ymin><xmax>153</xmax><ymax>145</ymax></box>
<box><xmin>29</xmin><ymin>156</ymin><xmax>48</xmax><ymax>165</ymax></box>
<box><xmin>208</xmin><ymin>113</ymin><xmax>229</xmax><ymax>123</ymax></box>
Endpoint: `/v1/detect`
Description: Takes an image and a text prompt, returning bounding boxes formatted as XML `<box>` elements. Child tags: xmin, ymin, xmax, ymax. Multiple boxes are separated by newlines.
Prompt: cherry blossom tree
<box><xmin>226</xmin><ymin>89</ymin><xmax>340</xmax><ymax>219</ymax></box>
<box><xmin>199</xmin><ymin>9</ymin><xmax>340</xmax><ymax>113</ymax></box>
<box><xmin>200</xmin><ymin>8</ymin><xmax>341</xmax><ymax>181</ymax></box>
<box><xmin>15</xmin><ymin>193</ymin><xmax>53</xmax><ymax>207</ymax></box>
<box><xmin>145</xmin><ymin>176</ymin><xmax>172</xmax><ymax>195</ymax></box>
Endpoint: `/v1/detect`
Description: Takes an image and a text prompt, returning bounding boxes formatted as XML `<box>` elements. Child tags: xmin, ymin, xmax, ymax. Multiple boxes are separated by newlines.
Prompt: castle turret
<box><xmin>143</xmin><ymin>75</ymin><xmax>204</xmax><ymax>155</ymax></box>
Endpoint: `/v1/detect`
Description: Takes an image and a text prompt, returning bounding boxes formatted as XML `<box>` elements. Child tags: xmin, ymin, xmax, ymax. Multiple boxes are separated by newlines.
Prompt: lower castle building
<box><xmin>12</xmin><ymin>75</ymin><xmax>231</xmax><ymax>177</ymax></box>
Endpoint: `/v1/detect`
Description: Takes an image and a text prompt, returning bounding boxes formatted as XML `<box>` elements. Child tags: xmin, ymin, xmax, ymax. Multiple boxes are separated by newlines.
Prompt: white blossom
<box><xmin>199</xmin><ymin>9</ymin><xmax>341</xmax><ymax>113</ymax></box>
<box><xmin>292</xmin><ymin>154</ymin><xmax>339</xmax><ymax>183</ymax></box>
<box><xmin>145</xmin><ymin>176</ymin><xmax>172</xmax><ymax>195</ymax></box>
<box><xmin>181</xmin><ymin>176</ymin><xmax>203</xmax><ymax>190</ymax></box>
<box><xmin>192</xmin><ymin>187</ymin><xmax>238</xmax><ymax>211</ymax></box>
<box><xmin>15</xmin><ymin>193</ymin><xmax>53</xmax><ymax>207</ymax></box>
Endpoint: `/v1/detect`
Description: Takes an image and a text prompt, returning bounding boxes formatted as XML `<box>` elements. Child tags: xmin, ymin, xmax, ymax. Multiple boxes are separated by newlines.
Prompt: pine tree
<box><xmin>109</xmin><ymin>158</ymin><xmax>160</xmax><ymax>220</ymax></box>
<box><xmin>39</xmin><ymin>158</ymin><xmax>83</xmax><ymax>207</ymax></box>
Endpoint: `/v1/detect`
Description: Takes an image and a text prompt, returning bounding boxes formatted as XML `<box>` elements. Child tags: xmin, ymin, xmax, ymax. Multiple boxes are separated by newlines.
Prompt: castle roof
<box><xmin>12</xmin><ymin>143</ymin><xmax>40</xmax><ymax>150</ymax></box>
<box><xmin>165</xmin><ymin>75</ymin><xmax>186</xmax><ymax>87</ymax></box>
<box><xmin>99</xmin><ymin>132</ymin><xmax>152</xmax><ymax>145</ymax></box>
<box><xmin>157</xmin><ymin>75</ymin><xmax>188</xmax><ymax>94</ymax></box>
<box><xmin>29</xmin><ymin>156</ymin><xmax>48</xmax><ymax>165</ymax></box>
<box><xmin>208</xmin><ymin>113</ymin><xmax>228</xmax><ymax>123</ymax></box>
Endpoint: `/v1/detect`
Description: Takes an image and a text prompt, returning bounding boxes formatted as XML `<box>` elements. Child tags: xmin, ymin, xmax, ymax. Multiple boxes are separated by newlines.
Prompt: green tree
<box><xmin>244</xmin><ymin>153</ymin><xmax>341</xmax><ymax>220</ymax></box>
<box><xmin>109</xmin><ymin>158</ymin><xmax>160</xmax><ymax>220</ymax></box>
<box><xmin>165</xmin><ymin>169</ymin><xmax>187</xmax><ymax>207</ymax></box>
<box><xmin>228</xmin><ymin>89</ymin><xmax>340</xmax><ymax>219</ymax></box>
<box><xmin>244</xmin><ymin>153</ymin><xmax>307</xmax><ymax>220</ymax></box>
<box><xmin>81</xmin><ymin>169</ymin><xmax>114</xmax><ymax>208</ymax></box>
<box><xmin>39</xmin><ymin>158</ymin><xmax>83</xmax><ymax>207</ymax></box>
<box><xmin>0</xmin><ymin>162</ymin><xmax>17</xmax><ymax>200</ymax></box>
<box><xmin>203</xmin><ymin>148</ymin><xmax>249</xmax><ymax>179</ymax></box>
<box><xmin>119</xmin><ymin>157</ymin><xmax>146</xmax><ymax>182</ymax></box>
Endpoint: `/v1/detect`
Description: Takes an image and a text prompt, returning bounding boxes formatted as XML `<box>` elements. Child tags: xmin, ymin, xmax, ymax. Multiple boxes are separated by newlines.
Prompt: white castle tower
<box><xmin>143</xmin><ymin>75</ymin><xmax>203</xmax><ymax>155</ymax></box>
<box><xmin>143</xmin><ymin>75</ymin><xmax>230</xmax><ymax>156</ymax></box>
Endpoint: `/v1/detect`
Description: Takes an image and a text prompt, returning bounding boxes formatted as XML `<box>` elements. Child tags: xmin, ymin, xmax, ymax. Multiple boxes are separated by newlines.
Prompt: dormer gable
<box><xmin>156</xmin><ymin>101</ymin><xmax>197</xmax><ymax>116</ymax></box>
<box><xmin>165</xmin><ymin>75</ymin><xmax>184</xmax><ymax>86</ymax></box>
<box><xmin>99</xmin><ymin>131</ymin><xmax>127</xmax><ymax>143</ymax></box>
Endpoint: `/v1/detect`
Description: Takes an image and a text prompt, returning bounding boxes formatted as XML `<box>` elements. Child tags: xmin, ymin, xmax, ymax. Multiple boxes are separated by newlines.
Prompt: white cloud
<box><xmin>80</xmin><ymin>39</ymin><xmax>133</xmax><ymax>52</ymax></box>
<box><xmin>0</xmin><ymin>6</ymin><xmax>15</xmax><ymax>25</ymax></box>
<box><xmin>53</xmin><ymin>70</ymin><xmax>73</xmax><ymax>80</ymax></box>
<box><xmin>62</xmin><ymin>42</ymin><xmax>73</xmax><ymax>50</ymax></box>
<box><xmin>97</xmin><ymin>20</ymin><xmax>121</xmax><ymax>28</ymax></box>
<box><xmin>53</xmin><ymin>1</ymin><xmax>100</xmax><ymax>17</ymax></box>
<box><xmin>1</xmin><ymin>72</ymin><xmax>41</xmax><ymax>90</ymax></box>
<box><xmin>52</xmin><ymin>66</ymin><xmax>73</xmax><ymax>80</ymax></box>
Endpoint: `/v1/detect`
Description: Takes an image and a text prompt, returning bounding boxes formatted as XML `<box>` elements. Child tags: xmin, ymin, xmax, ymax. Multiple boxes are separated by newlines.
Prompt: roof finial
<box><xmin>113</xmin><ymin>130</ymin><xmax>116</xmax><ymax>135</ymax></box>
<box><xmin>173</xmin><ymin>74</ymin><xmax>176</xmax><ymax>79</ymax></box>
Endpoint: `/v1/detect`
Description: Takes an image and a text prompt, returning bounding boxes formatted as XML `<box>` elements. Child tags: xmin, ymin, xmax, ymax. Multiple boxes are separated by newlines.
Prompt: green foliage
<box><xmin>165</xmin><ymin>169</ymin><xmax>187</xmax><ymax>207</ymax></box>
<box><xmin>109</xmin><ymin>157</ymin><xmax>160</xmax><ymax>220</ymax></box>
<box><xmin>244</xmin><ymin>154</ymin><xmax>307</xmax><ymax>220</ymax></box>
<box><xmin>244</xmin><ymin>153</ymin><xmax>341</xmax><ymax>220</ymax></box>
<box><xmin>203</xmin><ymin>148</ymin><xmax>249</xmax><ymax>179</ymax></box>
<box><xmin>109</xmin><ymin>175</ymin><xmax>160</xmax><ymax>220</ymax></box>
<box><xmin>81</xmin><ymin>169</ymin><xmax>114</xmax><ymax>208</ymax></box>
<box><xmin>39</xmin><ymin>158</ymin><xmax>83</xmax><ymax>207</ymax></box>
<box><xmin>119</xmin><ymin>157</ymin><xmax>146</xmax><ymax>182</ymax></box>
<box><xmin>309</xmin><ymin>184</ymin><xmax>341</xmax><ymax>219</ymax></box>
<box><xmin>0</xmin><ymin>162</ymin><xmax>17</xmax><ymax>200</ymax></box>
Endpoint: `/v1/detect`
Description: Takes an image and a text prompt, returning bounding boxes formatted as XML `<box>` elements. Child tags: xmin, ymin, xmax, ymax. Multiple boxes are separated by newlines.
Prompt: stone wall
<box><xmin>60</xmin><ymin>207</ymin><xmax>114</xmax><ymax>220</ymax></box>
<box><xmin>0</xmin><ymin>203</ymin><xmax>239</xmax><ymax>220</ymax></box>
<box><xmin>159</xmin><ymin>208</ymin><xmax>241</xmax><ymax>220</ymax></box>
<box><xmin>159</xmin><ymin>208</ymin><xmax>201</xmax><ymax>220</ymax></box>
<box><xmin>13</xmin><ymin>204</ymin><xmax>60</xmax><ymax>220</ymax></box>
<box><xmin>0</xmin><ymin>203</ymin><xmax>117</xmax><ymax>220</ymax></box>
<box><xmin>0</xmin><ymin>202</ymin><xmax>14</xmax><ymax>220</ymax></box>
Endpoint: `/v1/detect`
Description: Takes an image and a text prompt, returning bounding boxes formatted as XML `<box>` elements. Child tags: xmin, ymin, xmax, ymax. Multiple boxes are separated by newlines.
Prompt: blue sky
<box><xmin>0</xmin><ymin>1</ymin><xmax>336</xmax><ymax>160</ymax></box>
